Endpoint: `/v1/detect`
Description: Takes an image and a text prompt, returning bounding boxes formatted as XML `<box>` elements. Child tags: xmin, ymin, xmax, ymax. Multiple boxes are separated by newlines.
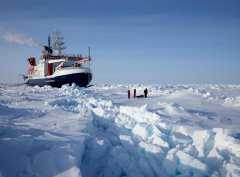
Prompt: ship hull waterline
<box><xmin>25</xmin><ymin>73</ymin><xmax>92</xmax><ymax>88</ymax></box>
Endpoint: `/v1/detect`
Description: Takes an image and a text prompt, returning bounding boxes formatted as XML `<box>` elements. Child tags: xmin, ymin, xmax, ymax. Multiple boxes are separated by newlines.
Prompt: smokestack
<box><xmin>2</xmin><ymin>32</ymin><xmax>40</xmax><ymax>47</ymax></box>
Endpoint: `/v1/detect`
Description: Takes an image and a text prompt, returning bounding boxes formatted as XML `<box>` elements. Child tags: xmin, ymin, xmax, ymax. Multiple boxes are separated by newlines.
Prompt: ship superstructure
<box><xmin>24</xmin><ymin>33</ymin><xmax>92</xmax><ymax>87</ymax></box>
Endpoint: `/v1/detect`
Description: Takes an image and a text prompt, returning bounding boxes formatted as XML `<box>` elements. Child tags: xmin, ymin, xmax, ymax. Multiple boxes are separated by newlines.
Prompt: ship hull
<box><xmin>26</xmin><ymin>72</ymin><xmax>92</xmax><ymax>88</ymax></box>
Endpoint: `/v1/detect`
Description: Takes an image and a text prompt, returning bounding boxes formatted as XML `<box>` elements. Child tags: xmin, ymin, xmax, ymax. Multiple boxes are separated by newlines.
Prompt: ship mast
<box><xmin>87</xmin><ymin>47</ymin><xmax>91</xmax><ymax>83</ymax></box>
<box><xmin>50</xmin><ymin>31</ymin><xmax>66</xmax><ymax>55</ymax></box>
<box><xmin>48</xmin><ymin>35</ymin><xmax>51</xmax><ymax>49</ymax></box>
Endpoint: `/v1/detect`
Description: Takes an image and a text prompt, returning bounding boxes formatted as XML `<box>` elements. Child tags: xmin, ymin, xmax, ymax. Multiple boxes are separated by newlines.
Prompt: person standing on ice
<box><xmin>144</xmin><ymin>88</ymin><xmax>148</xmax><ymax>98</ymax></box>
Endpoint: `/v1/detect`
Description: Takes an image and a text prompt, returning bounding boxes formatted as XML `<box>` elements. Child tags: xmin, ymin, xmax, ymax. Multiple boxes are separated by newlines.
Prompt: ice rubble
<box><xmin>0</xmin><ymin>84</ymin><xmax>240</xmax><ymax>177</ymax></box>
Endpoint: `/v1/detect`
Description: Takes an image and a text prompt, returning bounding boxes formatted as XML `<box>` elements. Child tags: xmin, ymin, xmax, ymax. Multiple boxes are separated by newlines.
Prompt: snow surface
<box><xmin>0</xmin><ymin>84</ymin><xmax>240</xmax><ymax>177</ymax></box>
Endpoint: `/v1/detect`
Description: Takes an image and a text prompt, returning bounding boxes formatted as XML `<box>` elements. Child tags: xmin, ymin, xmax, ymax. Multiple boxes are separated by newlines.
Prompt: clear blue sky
<box><xmin>0</xmin><ymin>0</ymin><xmax>240</xmax><ymax>84</ymax></box>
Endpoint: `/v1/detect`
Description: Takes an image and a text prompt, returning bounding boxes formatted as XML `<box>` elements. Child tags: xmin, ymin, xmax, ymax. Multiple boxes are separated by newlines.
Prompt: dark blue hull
<box><xmin>26</xmin><ymin>73</ymin><xmax>92</xmax><ymax>88</ymax></box>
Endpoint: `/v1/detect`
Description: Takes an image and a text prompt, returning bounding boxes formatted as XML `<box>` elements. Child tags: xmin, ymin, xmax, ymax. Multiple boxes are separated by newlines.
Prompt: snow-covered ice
<box><xmin>0</xmin><ymin>84</ymin><xmax>240</xmax><ymax>177</ymax></box>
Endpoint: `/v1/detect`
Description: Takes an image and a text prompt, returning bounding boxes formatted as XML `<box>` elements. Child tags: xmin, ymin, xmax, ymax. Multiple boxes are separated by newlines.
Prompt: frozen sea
<box><xmin>0</xmin><ymin>84</ymin><xmax>240</xmax><ymax>177</ymax></box>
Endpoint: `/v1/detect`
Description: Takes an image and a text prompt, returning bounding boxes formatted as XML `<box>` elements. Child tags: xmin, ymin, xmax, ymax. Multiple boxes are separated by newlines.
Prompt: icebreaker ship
<box><xmin>24</xmin><ymin>34</ymin><xmax>92</xmax><ymax>87</ymax></box>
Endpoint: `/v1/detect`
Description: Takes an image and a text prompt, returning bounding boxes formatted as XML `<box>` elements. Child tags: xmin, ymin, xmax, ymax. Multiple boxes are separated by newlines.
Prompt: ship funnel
<box><xmin>28</xmin><ymin>57</ymin><xmax>36</xmax><ymax>66</ymax></box>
